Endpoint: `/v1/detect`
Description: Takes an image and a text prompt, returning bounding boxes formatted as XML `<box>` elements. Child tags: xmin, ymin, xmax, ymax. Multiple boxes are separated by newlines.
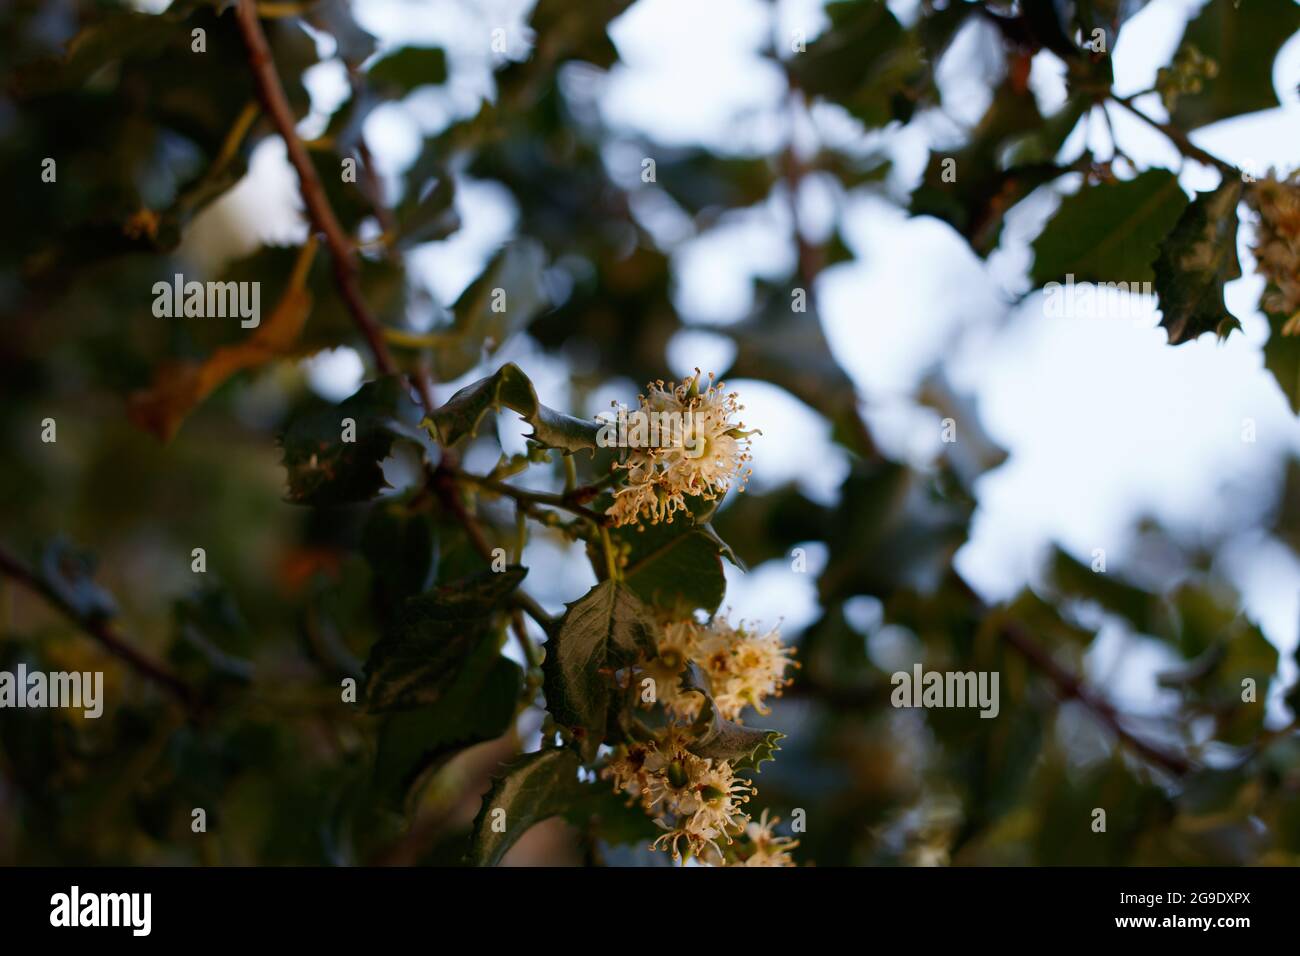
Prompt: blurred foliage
<box><xmin>1</xmin><ymin>0</ymin><xmax>1298</xmax><ymax>867</ymax></box>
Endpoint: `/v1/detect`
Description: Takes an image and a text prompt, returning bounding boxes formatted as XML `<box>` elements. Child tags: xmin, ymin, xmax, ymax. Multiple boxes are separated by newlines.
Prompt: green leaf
<box><xmin>687</xmin><ymin>689</ymin><xmax>783</xmax><ymax>772</ymax></box>
<box><xmin>375</xmin><ymin>654</ymin><xmax>521</xmax><ymax>811</ymax></box>
<box><xmin>1044</xmin><ymin>546</ymin><xmax>1162</xmax><ymax>636</ymax></box>
<box><xmin>911</xmin><ymin>82</ymin><xmax>1077</xmax><ymax>257</ymax></box>
<box><xmin>541</xmin><ymin>581</ymin><xmax>657</xmax><ymax>760</ymax></box>
<box><xmin>610</xmin><ymin>511</ymin><xmax>726</xmax><ymax>614</ymax></box>
<box><xmin>468</xmin><ymin>747</ymin><xmax>585</xmax><ymax>866</ymax></box>
<box><xmin>279</xmin><ymin>376</ymin><xmax>417</xmax><ymax>506</ymax></box>
<box><xmin>361</xmin><ymin>499</ymin><xmax>437</xmax><ymax>608</ymax></box>
<box><xmin>429</xmin><ymin>241</ymin><xmax>551</xmax><ymax>379</ymax></box>
<box><xmin>1263</xmin><ymin>310</ymin><xmax>1300</xmax><ymax>414</ymax></box>
<box><xmin>791</xmin><ymin>0</ymin><xmax>927</xmax><ymax>127</ymax></box>
<box><xmin>1170</xmin><ymin>0</ymin><xmax>1300</xmax><ymax>131</ymax></box>
<box><xmin>1153</xmin><ymin>179</ymin><xmax>1243</xmax><ymax>344</ymax></box>
<box><xmin>367</xmin><ymin>46</ymin><xmax>448</xmax><ymax>94</ymax></box>
<box><xmin>1032</xmin><ymin>170</ymin><xmax>1189</xmax><ymax>286</ymax></box>
<box><xmin>363</xmin><ymin>567</ymin><xmax>525</xmax><ymax>713</ymax></box>
<box><xmin>425</xmin><ymin>361</ymin><xmax>601</xmax><ymax>452</ymax></box>
<box><xmin>393</xmin><ymin>173</ymin><xmax>459</xmax><ymax>250</ymax></box>
<box><xmin>306</xmin><ymin>0</ymin><xmax>377</xmax><ymax>64</ymax></box>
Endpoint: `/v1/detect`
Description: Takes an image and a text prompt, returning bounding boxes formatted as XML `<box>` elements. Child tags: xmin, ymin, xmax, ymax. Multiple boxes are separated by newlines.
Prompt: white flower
<box><xmin>734</xmin><ymin>809</ymin><xmax>799</xmax><ymax>867</ymax></box>
<box><xmin>605</xmin><ymin>371</ymin><xmax>755</xmax><ymax>528</ymax></box>
<box><xmin>1247</xmin><ymin>171</ymin><xmax>1300</xmax><ymax>328</ymax></box>
<box><xmin>603</xmin><ymin>724</ymin><xmax>754</xmax><ymax>863</ymax></box>
<box><xmin>690</xmin><ymin>616</ymin><xmax>797</xmax><ymax>723</ymax></box>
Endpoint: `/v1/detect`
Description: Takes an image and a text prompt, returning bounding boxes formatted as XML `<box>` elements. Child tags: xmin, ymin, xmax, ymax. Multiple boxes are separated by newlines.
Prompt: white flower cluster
<box><xmin>648</xmin><ymin>615</ymin><xmax>797</xmax><ymax>723</ymax></box>
<box><xmin>605</xmin><ymin>372</ymin><xmax>755</xmax><ymax>528</ymax></box>
<box><xmin>601</xmin><ymin>615</ymin><xmax>798</xmax><ymax>865</ymax></box>
<box><xmin>1247</xmin><ymin>170</ymin><xmax>1300</xmax><ymax>330</ymax></box>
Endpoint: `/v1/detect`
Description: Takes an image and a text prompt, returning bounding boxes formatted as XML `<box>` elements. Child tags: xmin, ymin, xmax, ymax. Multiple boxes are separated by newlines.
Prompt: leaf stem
<box><xmin>599</xmin><ymin>525</ymin><xmax>619</xmax><ymax>583</ymax></box>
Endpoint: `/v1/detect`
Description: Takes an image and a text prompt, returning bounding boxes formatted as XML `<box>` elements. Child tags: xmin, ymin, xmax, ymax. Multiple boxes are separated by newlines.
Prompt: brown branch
<box><xmin>0</xmin><ymin>543</ymin><xmax>197</xmax><ymax>712</ymax></box>
<box><xmin>430</xmin><ymin>461</ymin><xmax>557</xmax><ymax>643</ymax></box>
<box><xmin>1109</xmin><ymin>95</ymin><xmax>1238</xmax><ymax>176</ymax></box>
<box><xmin>233</xmin><ymin>0</ymin><xmax>397</xmax><ymax>377</ymax></box>
<box><xmin>999</xmin><ymin>621</ymin><xmax>1193</xmax><ymax>777</ymax></box>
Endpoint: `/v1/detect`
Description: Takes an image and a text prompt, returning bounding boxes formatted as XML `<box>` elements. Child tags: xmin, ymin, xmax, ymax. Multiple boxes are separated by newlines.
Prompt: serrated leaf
<box><xmin>429</xmin><ymin>241</ymin><xmax>551</xmax><ymax>379</ymax></box>
<box><xmin>425</xmin><ymin>361</ymin><xmax>601</xmax><ymax>452</ymax></box>
<box><xmin>541</xmin><ymin>581</ymin><xmax>657</xmax><ymax>760</ymax></box>
<box><xmin>468</xmin><ymin>747</ymin><xmax>585</xmax><ymax>866</ymax></box>
<box><xmin>1154</xmin><ymin>179</ymin><xmax>1243</xmax><ymax>344</ymax></box>
<box><xmin>363</xmin><ymin>567</ymin><xmax>525</xmax><ymax>713</ymax></box>
<box><xmin>1031</xmin><ymin>170</ymin><xmax>1189</xmax><ymax>287</ymax></box>
<box><xmin>687</xmin><ymin>690</ymin><xmax>783</xmax><ymax>772</ymax></box>
<box><xmin>279</xmin><ymin>376</ymin><xmax>417</xmax><ymax>506</ymax></box>
<box><xmin>375</xmin><ymin>654</ymin><xmax>521</xmax><ymax>812</ymax></box>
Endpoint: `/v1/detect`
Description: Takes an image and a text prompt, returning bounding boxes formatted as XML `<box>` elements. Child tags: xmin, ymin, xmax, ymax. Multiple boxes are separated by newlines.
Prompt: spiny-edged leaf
<box><xmin>368</xmin><ymin>46</ymin><xmax>448</xmax><ymax>94</ymax></box>
<box><xmin>1031</xmin><ymin>170</ymin><xmax>1189</xmax><ymax>286</ymax></box>
<box><xmin>375</xmin><ymin>654</ymin><xmax>521</xmax><ymax>812</ymax></box>
<box><xmin>1170</xmin><ymin>0</ymin><xmax>1300</xmax><ymax>132</ymax></box>
<box><xmin>541</xmin><ymin>581</ymin><xmax>657</xmax><ymax>760</ymax></box>
<box><xmin>1154</xmin><ymin>179</ymin><xmax>1243</xmax><ymax>344</ymax></box>
<box><xmin>279</xmin><ymin>376</ymin><xmax>416</xmax><ymax>506</ymax></box>
<box><xmin>425</xmin><ymin>361</ymin><xmax>601</xmax><ymax>452</ymax></box>
<box><xmin>429</xmin><ymin>241</ymin><xmax>550</xmax><ymax>379</ymax></box>
<box><xmin>363</xmin><ymin>567</ymin><xmax>525</xmax><ymax>713</ymax></box>
<box><xmin>1263</xmin><ymin>310</ymin><xmax>1300</xmax><ymax>415</ymax></box>
<box><xmin>687</xmin><ymin>690</ymin><xmax>783</xmax><ymax>773</ymax></box>
<box><xmin>468</xmin><ymin>747</ymin><xmax>586</xmax><ymax>866</ymax></box>
<box><xmin>608</xmin><ymin>508</ymin><xmax>726</xmax><ymax>614</ymax></box>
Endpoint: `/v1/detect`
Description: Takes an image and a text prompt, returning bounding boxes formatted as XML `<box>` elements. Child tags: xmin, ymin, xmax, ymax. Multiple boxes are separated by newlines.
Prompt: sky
<box><xmin>181</xmin><ymin>0</ymin><xmax>1300</xmax><ymax>720</ymax></box>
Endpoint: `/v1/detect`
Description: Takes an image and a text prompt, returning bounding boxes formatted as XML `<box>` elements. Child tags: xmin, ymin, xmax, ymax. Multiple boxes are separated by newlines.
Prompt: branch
<box><xmin>0</xmin><ymin>544</ymin><xmax>197</xmax><ymax>712</ymax></box>
<box><xmin>233</xmin><ymin>0</ymin><xmax>397</xmax><ymax>377</ymax></box>
<box><xmin>457</xmin><ymin>471</ymin><xmax>610</xmax><ymax>526</ymax></box>
<box><xmin>1109</xmin><ymin>95</ymin><xmax>1238</xmax><ymax>176</ymax></box>
<box><xmin>430</xmin><ymin>461</ymin><xmax>557</xmax><ymax>648</ymax></box>
<box><xmin>999</xmin><ymin>621</ymin><xmax>1193</xmax><ymax>777</ymax></box>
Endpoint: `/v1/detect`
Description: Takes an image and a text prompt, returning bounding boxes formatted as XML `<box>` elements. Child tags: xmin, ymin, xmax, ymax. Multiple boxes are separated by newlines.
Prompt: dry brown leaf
<box><xmin>129</xmin><ymin>284</ymin><xmax>314</xmax><ymax>441</ymax></box>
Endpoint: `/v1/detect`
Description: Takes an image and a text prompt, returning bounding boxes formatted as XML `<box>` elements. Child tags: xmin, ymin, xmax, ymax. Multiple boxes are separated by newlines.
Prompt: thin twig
<box><xmin>458</xmin><ymin>471</ymin><xmax>610</xmax><ymax>526</ymax></box>
<box><xmin>0</xmin><ymin>543</ymin><xmax>197</xmax><ymax>712</ymax></box>
<box><xmin>1000</xmin><ymin>621</ymin><xmax>1193</xmax><ymax>777</ymax></box>
<box><xmin>233</xmin><ymin>0</ymin><xmax>397</xmax><ymax>376</ymax></box>
<box><xmin>1110</xmin><ymin>94</ymin><xmax>1238</xmax><ymax>176</ymax></box>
